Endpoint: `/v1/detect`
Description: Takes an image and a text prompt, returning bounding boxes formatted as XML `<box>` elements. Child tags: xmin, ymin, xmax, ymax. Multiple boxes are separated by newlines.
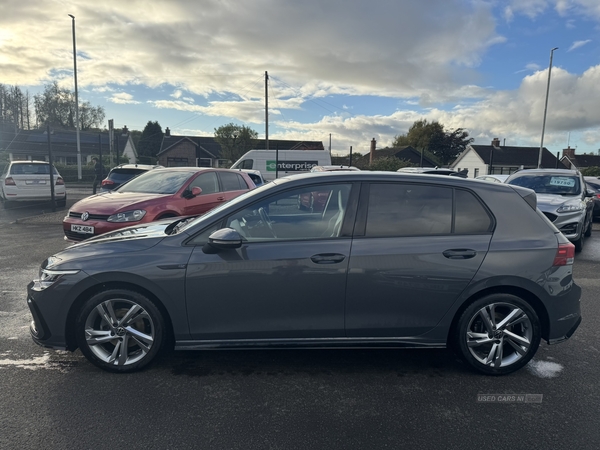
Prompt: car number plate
<box><xmin>26</xmin><ymin>180</ymin><xmax>46</xmax><ymax>185</ymax></box>
<box><xmin>71</xmin><ymin>224</ymin><xmax>94</xmax><ymax>234</ymax></box>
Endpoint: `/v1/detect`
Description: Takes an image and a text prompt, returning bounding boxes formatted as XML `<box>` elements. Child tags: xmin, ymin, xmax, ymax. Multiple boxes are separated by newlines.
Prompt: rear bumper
<box><xmin>545</xmin><ymin>282</ymin><xmax>582</xmax><ymax>344</ymax></box>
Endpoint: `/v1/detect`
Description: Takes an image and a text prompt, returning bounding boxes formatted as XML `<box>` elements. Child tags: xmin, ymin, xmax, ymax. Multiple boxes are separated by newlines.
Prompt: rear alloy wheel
<box><xmin>75</xmin><ymin>289</ymin><xmax>165</xmax><ymax>373</ymax></box>
<box><xmin>454</xmin><ymin>294</ymin><xmax>541</xmax><ymax>375</ymax></box>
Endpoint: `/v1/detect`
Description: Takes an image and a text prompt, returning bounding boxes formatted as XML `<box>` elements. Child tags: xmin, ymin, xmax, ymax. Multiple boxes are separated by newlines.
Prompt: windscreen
<box><xmin>508</xmin><ymin>174</ymin><xmax>580</xmax><ymax>195</ymax></box>
<box><xmin>117</xmin><ymin>170</ymin><xmax>192</xmax><ymax>194</ymax></box>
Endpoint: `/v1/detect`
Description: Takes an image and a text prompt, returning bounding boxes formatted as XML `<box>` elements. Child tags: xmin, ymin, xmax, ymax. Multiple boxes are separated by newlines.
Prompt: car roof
<box><xmin>509</xmin><ymin>168</ymin><xmax>580</xmax><ymax>176</ymax></box>
<box><xmin>111</xmin><ymin>164</ymin><xmax>162</xmax><ymax>170</ymax></box>
<box><xmin>10</xmin><ymin>160</ymin><xmax>50</xmax><ymax>164</ymax></box>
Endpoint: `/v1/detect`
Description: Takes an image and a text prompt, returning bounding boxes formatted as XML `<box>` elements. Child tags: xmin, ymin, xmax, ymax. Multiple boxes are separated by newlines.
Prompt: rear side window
<box><xmin>364</xmin><ymin>184</ymin><xmax>492</xmax><ymax>237</ymax></box>
<box><xmin>454</xmin><ymin>189</ymin><xmax>492</xmax><ymax>234</ymax></box>
<box><xmin>219</xmin><ymin>172</ymin><xmax>247</xmax><ymax>191</ymax></box>
<box><xmin>366</xmin><ymin>184</ymin><xmax>452</xmax><ymax>237</ymax></box>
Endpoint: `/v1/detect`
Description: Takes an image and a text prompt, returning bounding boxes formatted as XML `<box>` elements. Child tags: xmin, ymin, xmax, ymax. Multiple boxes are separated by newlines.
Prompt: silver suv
<box><xmin>507</xmin><ymin>169</ymin><xmax>593</xmax><ymax>251</ymax></box>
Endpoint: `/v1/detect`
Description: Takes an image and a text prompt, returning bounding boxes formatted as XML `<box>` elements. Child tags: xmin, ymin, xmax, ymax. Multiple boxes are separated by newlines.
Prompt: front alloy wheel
<box><xmin>76</xmin><ymin>289</ymin><xmax>165</xmax><ymax>373</ymax></box>
<box><xmin>455</xmin><ymin>294</ymin><xmax>541</xmax><ymax>375</ymax></box>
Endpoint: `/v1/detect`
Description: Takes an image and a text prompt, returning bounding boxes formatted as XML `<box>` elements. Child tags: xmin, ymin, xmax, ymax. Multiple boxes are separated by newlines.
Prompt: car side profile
<box><xmin>1</xmin><ymin>160</ymin><xmax>66</xmax><ymax>207</ymax></box>
<box><xmin>63</xmin><ymin>167</ymin><xmax>255</xmax><ymax>241</ymax></box>
<box><xmin>30</xmin><ymin>172</ymin><xmax>581</xmax><ymax>375</ymax></box>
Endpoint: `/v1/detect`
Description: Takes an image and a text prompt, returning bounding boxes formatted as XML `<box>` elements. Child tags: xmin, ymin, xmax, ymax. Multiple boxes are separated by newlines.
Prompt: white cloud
<box><xmin>568</xmin><ymin>39</ymin><xmax>592</xmax><ymax>51</ymax></box>
<box><xmin>109</xmin><ymin>92</ymin><xmax>140</xmax><ymax>104</ymax></box>
<box><xmin>170</xmin><ymin>89</ymin><xmax>183</xmax><ymax>99</ymax></box>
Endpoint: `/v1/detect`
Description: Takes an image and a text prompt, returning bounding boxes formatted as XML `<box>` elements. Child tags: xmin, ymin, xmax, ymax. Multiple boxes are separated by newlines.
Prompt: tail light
<box><xmin>4</xmin><ymin>177</ymin><xmax>15</xmax><ymax>186</ymax></box>
<box><xmin>55</xmin><ymin>177</ymin><xmax>64</xmax><ymax>185</ymax></box>
<box><xmin>553</xmin><ymin>242</ymin><xmax>575</xmax><ymax>266</ymax></box>
<box><xmin>101</xmin><ymin>179</ymin><xmax>114</xmax><ymax>186</ymax></box>
<box><xmin>596</xmin><ymin>194</ymin><xmax>600</xmax><ymax>199</ymax></box>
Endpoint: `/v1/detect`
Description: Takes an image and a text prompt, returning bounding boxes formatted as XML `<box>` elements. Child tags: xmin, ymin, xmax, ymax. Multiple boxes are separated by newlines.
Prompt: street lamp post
<box><xmin>68</xmin><ymin>14</ymin><xmax>82</xmax><ymax>180</ymax></box>
<box><xmin>538</xmin><ymin>47</ymin><xmax>558</xmax><ymax>169</ymax></box>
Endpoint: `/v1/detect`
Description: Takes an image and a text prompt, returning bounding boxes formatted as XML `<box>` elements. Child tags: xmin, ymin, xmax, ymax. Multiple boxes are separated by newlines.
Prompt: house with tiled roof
<box><xmin>0</xmin><ymin>128</ymin><xmax>137</xmax><ymax>165</ymax></box>
<box><xmin>157</xmin><ymin>127</ymin><xmax>325</xmax><ymax>167</ymax></box>
<box><xmin>450</xmin><ymin>138</ymin><xmax>566</xmax><ymax>178</ymax></box>
<box><xmin>560</xmin><ymin>148</ymin><xmax>600</xmax><ymax>170</ymax></box>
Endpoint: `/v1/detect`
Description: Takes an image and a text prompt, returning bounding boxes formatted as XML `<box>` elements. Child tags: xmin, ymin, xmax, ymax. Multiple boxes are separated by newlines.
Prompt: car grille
<box><xmin>543</xmin><ymin>212</ymin><xmax>557</xmax><ymax>222</ymax></box>
<box><xmin>69</xmin><ymin>212</ymin><xmax>110</xmax><ymax>221</ymax></box>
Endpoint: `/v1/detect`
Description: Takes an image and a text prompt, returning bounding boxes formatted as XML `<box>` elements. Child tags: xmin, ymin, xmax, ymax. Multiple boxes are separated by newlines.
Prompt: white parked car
<box><xmin>476</xmin><ymin>174</ymin><xmax>509</xmax><ymax>183</ymax></box>
<box><xmin>0</xmin><ymin>161</ymin><xmax>66</xmax><ymax>208</ymax></box>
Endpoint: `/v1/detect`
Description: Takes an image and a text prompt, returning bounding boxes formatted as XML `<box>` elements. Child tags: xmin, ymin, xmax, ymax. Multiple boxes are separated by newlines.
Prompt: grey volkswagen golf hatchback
<box><xmin>27</xmin><ymin>172</ymin><xmax>581</xmax><ymax>375</ymax></box>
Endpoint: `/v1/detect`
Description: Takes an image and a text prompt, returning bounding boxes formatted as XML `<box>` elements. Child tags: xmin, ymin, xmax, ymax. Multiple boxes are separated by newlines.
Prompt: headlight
<box><xmin>32</xmin><ymin>268</ymin><xmax>80</xmax><ymax>291</ymax></box>
<box><xmin>107</xmin><ymin>209</ymin><xmax>146</xmax><ymax>222</ymax></box>
<box><xmin>557</xmin><ymin>204</ymin><xmax>583</xmax><ymax>213</ymax></box>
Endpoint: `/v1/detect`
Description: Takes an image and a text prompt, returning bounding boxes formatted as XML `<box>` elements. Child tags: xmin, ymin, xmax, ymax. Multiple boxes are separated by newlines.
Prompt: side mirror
<box><xmin>183</xmin><ymin>186</ymin><xmax>202</xmax><ymax>199</ymax></box>
<box><xmin>585</xmin><ymin>190</ymin><xmax>594</xmax><ymax>198</ymax></box>
<box><xmin>203</xmin><ymin>228</ymin><xmax>243</xmax><ymax>252</ymax></box>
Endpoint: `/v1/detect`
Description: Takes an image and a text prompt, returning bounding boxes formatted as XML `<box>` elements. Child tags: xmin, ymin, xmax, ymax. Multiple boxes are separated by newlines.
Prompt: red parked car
<box><xmin>63</xmin><ymin>167</ymin><xmax>255</xmax><ymax>241</ymax></box>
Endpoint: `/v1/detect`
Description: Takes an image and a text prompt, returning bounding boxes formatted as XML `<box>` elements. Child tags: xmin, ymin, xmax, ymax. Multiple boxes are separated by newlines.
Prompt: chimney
<box><xmin>562</xmin><ymin>146</ymin><xmax>575</xmax><ymax>159</ymax></box>
<box><xmin>492</xmin><ymin>138</ymin><xmax>501</xmax><ymax>148</ymax></box>
<box><xmin>165</xmin><ymin>127</ymin><xmax>171</xmax><ymax>137</ymax></box>
<box><xmin>369</xmin><ymin>138</ymin><xmax>376</xmax><ymax>164</ymax></box>
<box><xmin>122</xmin><ymin>125</ymin><xmax>129</xmax><ymax>135</ymax></box>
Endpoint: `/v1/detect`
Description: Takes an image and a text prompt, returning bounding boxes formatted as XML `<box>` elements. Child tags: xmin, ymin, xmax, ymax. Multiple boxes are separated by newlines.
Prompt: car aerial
<box><xmin>0</xmin><ymin>160</ymin><xmax>66</xmax><ymax>208</ymax></box>
<box><xmin>100</xmin><ymin>163</ymin><xmax>163</xmax><ymax>191</ymax></box>
<box><xmin>584</xmin><ymin>176</ymin><xmax>600</xmax><ymax>220</ymax></box>
<box><xmin>506</xmin><ymin>169</ymin><xmax>593</xmax><ymax>252</ymax></box>
<box><xmin>397</xmin><ymin>167</ymin><xmax>468</xmax><ymax>178</ymax></box>
<box><xmin>476</xmin><ymin>174</ymin><xmax>510</xmax><ymax>183</ymax></box>
<box><xmin>30</xmin><ymin>171</ymin><xmax>581</xmax><ymax>375</ymax></box>
<box><xmin>63</xmin><ymin>167</ymin><xmax>255</xmax><ymax>242</ymax></box>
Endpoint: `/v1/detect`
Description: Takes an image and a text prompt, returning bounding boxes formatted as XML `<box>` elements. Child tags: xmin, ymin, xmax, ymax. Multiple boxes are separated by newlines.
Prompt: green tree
<box><xmin>137</xmin><ymin>121</ymin><xmax>164</xmax><ymax>158</ymax></box>
<box><xmin>581</xmin><ymin>166</ymin><xmax>600</xmax><ymax>177</ymax></box>
<box><xmin>393</xmin><ymin>119</ymin><xmax>472</xmax><ymax>165</ymax></box>
<box><xmin>33</xmin><ymin>81</ymin><xmax>104</xmax><ymax>130</ymax></box>
<box><xmin>214</xmin><ymin>123</ymin><xmax>258</xmax><ymax>163</ymax></box>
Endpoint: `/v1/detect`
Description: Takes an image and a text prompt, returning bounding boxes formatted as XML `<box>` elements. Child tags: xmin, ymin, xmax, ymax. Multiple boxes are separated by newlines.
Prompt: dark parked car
<box><xmin>100</xmin><ymin>164</ymin><xmax>163</xmax><ymax>191</ymax></box>
<box><xmin>507</xmin><ymin>169</ymin><xmax>593</xmax><ymax>251</ymax></box>
<box><xmin>29</xmin><ymin>172</ymin><xmax>581</xmax><ymax>375</ymax></box>
<box><xmin>584</xmin><ymin>176</ymin><xmax>600</xmax><ymax>220</ymax></box>
<box><xmin>64</xmin><ymin>167</ymin><xmax>255</xmax><ymax>241</ymax></box>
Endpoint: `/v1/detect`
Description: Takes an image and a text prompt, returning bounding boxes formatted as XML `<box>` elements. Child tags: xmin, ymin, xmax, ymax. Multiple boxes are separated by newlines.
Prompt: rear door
<box><xmin>345</xmin><ymin>182</ymin><xmax>493</xmax><ymax>337</ymax></box>
<box><xmin>217</xmin><ymin>171</ymin><xmax>251</xmax><ymax>201</ymax></box>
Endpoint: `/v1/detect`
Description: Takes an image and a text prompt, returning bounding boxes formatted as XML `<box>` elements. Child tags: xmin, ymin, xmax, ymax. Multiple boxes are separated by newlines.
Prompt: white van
<box><xmin>230</xmin><ymin>150</ymin><xmax>331</xmax><ymax>182</ymax></box>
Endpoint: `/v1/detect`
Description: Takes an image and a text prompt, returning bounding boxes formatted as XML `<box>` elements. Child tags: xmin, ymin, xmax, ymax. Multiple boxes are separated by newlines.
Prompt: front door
<box><xmin>185</xmin><ymin>183</ymin><xmax>355</xmax><ymax>340</ymax></box>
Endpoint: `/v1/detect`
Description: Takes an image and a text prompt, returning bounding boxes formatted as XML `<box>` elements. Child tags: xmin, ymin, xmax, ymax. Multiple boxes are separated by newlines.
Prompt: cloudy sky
<box><xmin>2</xmin><ymin>0</ymin><xmax>600</xmax><ymax>155</ymax></box>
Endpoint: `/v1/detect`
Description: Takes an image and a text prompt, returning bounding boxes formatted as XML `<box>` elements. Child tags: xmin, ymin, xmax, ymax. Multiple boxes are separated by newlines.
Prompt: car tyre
<box><xmin>573</xmin><ymin>231</ymin><xmax>584</xmax><ymax>252</ymax></box>
<box><xmin>75</xmin><ymin>289</ymin><xmax>165</xmax><ymax>373</ymax></box>
<box><xmin>454</xmin><ymin>293</ymin><xmax>541</xmax><ymax>375</ymax></box>
<box><xmin>57</xmin><ymin>195</ymin><xmax>67</xmax><ymax>208</ymax></box>
<box><xmin>585</xmin><ymin>217</ymin><xmax>592</xmax><ymax>238</ymax></box>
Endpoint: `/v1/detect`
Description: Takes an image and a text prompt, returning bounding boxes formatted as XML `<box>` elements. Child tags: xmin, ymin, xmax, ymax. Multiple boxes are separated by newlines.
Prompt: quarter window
<box><xmin>454</xmin><ymin>189</ymin><xmax>492</xmax><ymax>234</ymax></box>
<box><xmin>219</xmin><ymin>172</ymin><xmax>246</xmax><ymax>191</ymax></box>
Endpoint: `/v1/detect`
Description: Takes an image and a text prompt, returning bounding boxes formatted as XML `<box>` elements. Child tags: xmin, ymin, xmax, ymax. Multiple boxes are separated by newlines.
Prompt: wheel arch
<box><xmin>447</xmin><ymin>285</ymin><xmax>550</xmax><ymax>346</ymax></box>
<box><xmin>64</xmin><ymin>280</ymin><xmax>176</xmax><ymax>351</ymax></box>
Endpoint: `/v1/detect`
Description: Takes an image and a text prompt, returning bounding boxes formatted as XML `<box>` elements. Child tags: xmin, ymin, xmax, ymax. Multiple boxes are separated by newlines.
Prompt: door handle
<box><xmin>217</xmin><ymin>196</ymin><xmax>226</xmax><ymax>201</ymax></box>
<box><xmin>310</xmin><ymin>253</ymin><xmax>346</xmax><ymax>264</ymax></box>
<box><xmin>443</xmin><ymin>249</ymin><xmax>477</xmax><ymax>259</ymax></box>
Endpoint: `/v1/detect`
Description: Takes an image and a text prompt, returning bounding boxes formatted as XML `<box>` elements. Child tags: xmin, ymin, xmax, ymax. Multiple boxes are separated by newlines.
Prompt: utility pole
<box><xmin>265</xmin><ymin>71</ymin><xmax>269</xmax><ymax>150</ymax></box>
<box><xmin>538</xmin><ymin>47</ymin><xmax>558</xmax><ymax>168</ymax></box>
<box><xmin>108</xmin><ymin>119</ymin><xmax>114</xmax><ymax>166</ymax></box>
<box><xmin>68</xmin><ymin>14</ymin><xmax>82</xmax><ymax>180</ymax></box>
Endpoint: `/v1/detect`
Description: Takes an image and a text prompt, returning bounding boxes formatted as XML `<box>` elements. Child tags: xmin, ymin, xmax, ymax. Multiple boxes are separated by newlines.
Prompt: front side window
<box><xmin>189</xmin><ymin>172</ymin><xmax>219</xmax><ymax>194</ymax></box>
<box><xmin>225</xmin><ymin>183</ymin><xmax>352</xmax><ymax>242</ymax></box>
